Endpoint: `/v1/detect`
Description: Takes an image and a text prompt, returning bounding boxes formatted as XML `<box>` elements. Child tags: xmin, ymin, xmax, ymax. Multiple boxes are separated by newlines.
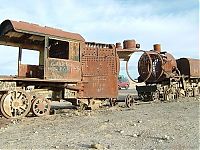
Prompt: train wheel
<box><xmin>79</xmin><ymin>101</ymin><xmax>88</xmax><ymax>110</ymax></box>
<box><xmin>125</xmin><ymin>94</ymin><xmax>134</xmax><ymax>108</ymax></box>
<box><xmin>185</xmin><ymin>89</ymin><xmax>193</xmax><ymax>97</ymax></box>
<box><xmin>31</xmin><ymin>97</ymin><xmax>50</xmax><ymax>117</ymax></box>
<box><xmin>177</xmin><ymin>88</ymin><xmax>185</xmax><ymax>98</ymax></box>
<box><xmin>0</xmin><ymin>90</ymin><xmax>31</xmax><ymax>119</ymax></box>
<box><xmin>109</xmin><ymin>98</ymin><xmax>117</xmax><ymax>107</ymax></box>
<box><xmin>164</xmin><ymin>88</ymin><xmax>176</xmax><ymax>101</ymax></box>
<box><xmin>152</xmin><ymin>90</ymin><xmax>159</xmax><ymax>101</ymax></box>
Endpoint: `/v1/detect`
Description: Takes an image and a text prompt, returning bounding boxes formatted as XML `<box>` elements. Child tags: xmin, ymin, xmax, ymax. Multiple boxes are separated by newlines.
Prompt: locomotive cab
<box><xmin>0</xmin><ymin>20</ymin><xmax>83</xmax><ymax>81</ymax></box>
<box><xmin>0</xmin><ymin>19</ymin><xmax>120</xmax><ymax>118</ymax></box>
<box><xmin>0</xmin><ymin>20</ymin><xmax>85</xmax><ymax>118</ymax></box>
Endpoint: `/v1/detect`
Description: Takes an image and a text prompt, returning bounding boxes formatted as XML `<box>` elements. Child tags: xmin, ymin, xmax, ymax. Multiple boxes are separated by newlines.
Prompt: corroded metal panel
<box><xmin>0</xmin><ymin>81</ymin><xmax>16</xmax><ymax>91</ymax></box>
<box><xmin>0</xmin><ymin>20</ymin><xmax>85</xmax><ymax>42</ymax></box>
<box><xmin>82</xmin><ymin>75</ymin><xmax>118</xmax><ymax>98</ymax></box>
<box><xmin>18</xmin><ymin>64</ymin><xmax>43</xmax><ymax>78</ymax></box>
<box><xmin>82</xmin><ymin>57</ymin><xmax>117</xmax><ymax>76</ymax></box>
<box><xmin>83</xmin><ymin>43</ymin><xmax>115</xmax><ymax>57</ymax></box>
<box><xmin>69</xmin><ymin>42</ymin><xmax>80</xmax><ymax>61</ymax></box>
<box><xmin>45</xmin><ymin>58</ymin><xmax>81</xmax><ymax>81</ymax></box>
<box><xmin>81</xmin><ymin>42</ymin><xmax>118</xmax><ymax>99</ymax></box>
<box><xmin>177</xmin><ymin>58</ymin><xmax>200</xmax><ymax>78</ymax></box>
<box><xmin>138</xmin><ymin>51</ymin><xmax>177</xmax><ymax>83</ymax></box>
<box><xmin>161</xmin><ymin>53</ymin><xmax>177</xmax><ymax>74</ymax></box>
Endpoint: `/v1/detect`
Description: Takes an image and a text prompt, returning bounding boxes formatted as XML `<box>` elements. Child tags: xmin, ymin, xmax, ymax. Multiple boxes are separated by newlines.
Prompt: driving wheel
<box><xmin>125</xmin><ymin>94</ymin><xmax>134</xmax><ymax>108</ymax></box>
<box><xmin>164</xmin><ymin>88</ymin><xmax>176</xmax><ymax>101</ymax></box>
<box><xmin>109</xmin><ymin>98</ymin><xmax>117</xmax><ymax>107</ymax></box>
<box><xmin>0</xmin><ymin>90</ymin><xmax>31</xmax><ymax>119</ymax></box>
<box><xmin>31</xmin><ymin>97</ymin><xmax>50</xmax><ymax>117</ymax></box>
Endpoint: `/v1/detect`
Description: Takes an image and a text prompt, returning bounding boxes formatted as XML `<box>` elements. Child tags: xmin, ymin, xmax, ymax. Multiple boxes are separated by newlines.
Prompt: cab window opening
<box><xmin>49</xmin><ymin>39</ymin><xmax>69</xmax><ymax>59</ymax></box>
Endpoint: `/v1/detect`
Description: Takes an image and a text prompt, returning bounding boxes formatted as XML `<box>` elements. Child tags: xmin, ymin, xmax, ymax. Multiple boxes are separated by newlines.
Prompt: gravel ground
<box><xmin>0</xmin><ymin>96</ymin><xmax>199</xmax><ymax>149</ymax></box>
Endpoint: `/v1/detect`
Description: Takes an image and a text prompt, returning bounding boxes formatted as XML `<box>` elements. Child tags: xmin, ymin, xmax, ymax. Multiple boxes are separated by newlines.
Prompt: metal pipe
<box><xmin>18</xmin><ymin>47</ymin><xmax>22</xmax><ymax>76</ymax></box>
<box><xmin>44</xmin><ymin>36</ymin><xmax>49</xmax><ymax>79</ymax></box>
<box><xmin>153</xmin><ymin>44</ymin><xmax>161</xmax><ymax>53</ymax></box>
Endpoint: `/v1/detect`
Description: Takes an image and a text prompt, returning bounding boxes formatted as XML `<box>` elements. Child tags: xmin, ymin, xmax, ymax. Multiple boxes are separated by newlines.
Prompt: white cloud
<box><xmin>0</xmin><ymin>0</ymin><xmax>198</xmax><ymax>75</ymax></box>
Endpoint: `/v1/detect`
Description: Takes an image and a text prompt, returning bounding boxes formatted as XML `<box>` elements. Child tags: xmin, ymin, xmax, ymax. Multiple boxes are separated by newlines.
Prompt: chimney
<box><xmin>153</xmin><ymin>44</ymin><xmax>161</xmax><ymax>53</ymax></box>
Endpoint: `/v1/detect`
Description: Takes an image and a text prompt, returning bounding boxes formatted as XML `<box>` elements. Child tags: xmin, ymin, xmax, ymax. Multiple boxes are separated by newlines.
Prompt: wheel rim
<box><xmin>0</xmin><ymin>90</ymin><xmax>31</xmax><ymax>119</ymax></box>
<box><xmin>125</xmin><ymin>95</ymin><xmax>134</xmax><ymax>108</ymax></box>
<box><xmin>185</xmin><ymin>89</ymin><xmax>193</xmax><ymax>97</ymax></box>
<box><xmin>152</xmin><ymin>91</ymin><xmax>159</xmax><ymax>101</ymax></box>
<box><xmin>164</xmin><ymin>89</ymin><xmax>176</xmax><ymax>101</ymax></box>
<box><xmin>32</xmin><ymin>97</ymin><xmax>50</xmax><ymax>117</ymax></box>
<box><xmin>109</xmin><ymin>98</ymin><xmax>116</xmax><ymax>107</ymax></box>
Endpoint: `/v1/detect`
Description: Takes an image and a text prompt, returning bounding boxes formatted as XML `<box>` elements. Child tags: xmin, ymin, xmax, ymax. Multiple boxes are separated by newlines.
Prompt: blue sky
<box><xmin>0</xmin><ymin>0</ymin><xmax>199</xmax><ymax>77</ymax></box>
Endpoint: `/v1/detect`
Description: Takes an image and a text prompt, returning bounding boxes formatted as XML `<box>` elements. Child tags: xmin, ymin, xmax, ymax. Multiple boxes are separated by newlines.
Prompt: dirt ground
<box><xmin>0</xmin><ymin>94</ymin><xmax>199</xmax><ymax>149</ymax></box>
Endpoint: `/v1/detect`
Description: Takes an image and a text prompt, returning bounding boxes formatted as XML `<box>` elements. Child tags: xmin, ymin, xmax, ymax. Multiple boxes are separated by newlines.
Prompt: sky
<box><xmin>0</xmin><ymin>0</ymin><xmax>199</xmax><ymax>78</ymax></box>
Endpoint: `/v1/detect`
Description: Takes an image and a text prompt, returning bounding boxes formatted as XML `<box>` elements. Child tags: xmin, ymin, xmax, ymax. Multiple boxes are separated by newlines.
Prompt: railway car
<box><xmin>0</xmin><ymin>19</ymin><xmax>139</xmax><ymax>118</ymax></box>
<box><xmin>176</xmin><ymin>58</ymin><xmax>200</xmax><ymax>97</ymax></box>
<box><xmin>132</xmin><ymin>44</ymin><xmax>200</xmax><ymax>104</ymax></box>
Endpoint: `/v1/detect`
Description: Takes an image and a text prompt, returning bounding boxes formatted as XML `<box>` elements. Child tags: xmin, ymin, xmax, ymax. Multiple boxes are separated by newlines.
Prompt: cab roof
<box><xmin>0</xmin><ymin>19</ymin><xmax>85</xmax><ymax>50</ymax></box>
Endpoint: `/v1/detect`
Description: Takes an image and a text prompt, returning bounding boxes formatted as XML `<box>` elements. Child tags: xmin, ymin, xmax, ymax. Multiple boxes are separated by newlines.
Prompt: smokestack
<box><xmin>153</xmin><ymin>44</ymin><xmax>161</xmax><ymax>53</ymax></box>
<box><xmin>123</xmin><ymin>40</ymin><xmax>136</xmax><ymax>49</ymax></box>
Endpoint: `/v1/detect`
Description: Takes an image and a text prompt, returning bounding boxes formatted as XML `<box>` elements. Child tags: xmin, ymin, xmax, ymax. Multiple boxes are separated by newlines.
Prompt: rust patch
<box><xmin>81</xmin><ymin>42</ymin><xmax>118</xmax><ymax>99</ymax></box>
<box><xmin>46</xmin><ymin>58</ymin><xmax>81</xmax><ymax>81</ymax></box>
<box><xmin>0</xmin><ymin>20</ymin><xmax>84</xmax><ymax>41</ymax></box>
<box><xmin>177</xmin><ymin>58</ymin><xmax>200</xmax><ymax>78</ymax></box>
<box><xmin>138</xmin><ymin>49</ymin><xmax>177</xmax><ymax>83</ymax></box>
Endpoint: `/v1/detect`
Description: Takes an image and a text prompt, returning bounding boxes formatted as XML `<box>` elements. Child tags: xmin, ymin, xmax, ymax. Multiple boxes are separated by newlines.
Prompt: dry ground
<box><xmin>0</xmin><ymin>94</ymin><xmax>199</xmax><ymax>149</ymax></box>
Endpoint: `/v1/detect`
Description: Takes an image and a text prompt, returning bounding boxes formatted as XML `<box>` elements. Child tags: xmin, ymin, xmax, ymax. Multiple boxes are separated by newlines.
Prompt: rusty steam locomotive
<box><xmin>0</xmin><ymin>19</ymin><xmax>199</xmax><ymax>118</ymax></box>
<box><xmin>124</xmin><ymin>44</ymin><xmax>200</xmax><ymax>107</ymax></box>
<box><xmin>0</xmin><ymin>19</ymin><xmax>141</xmax><ymax>118</ymax></box>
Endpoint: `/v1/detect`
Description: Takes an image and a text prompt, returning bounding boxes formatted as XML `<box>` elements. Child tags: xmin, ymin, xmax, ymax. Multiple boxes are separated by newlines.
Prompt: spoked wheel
<box><xmin>185</xmin><ymin>89</ymin><xmax>193</xmax><ymax>97</ymax></box>
<box><xmin>125</xmin><ymin>94</ymin><xmax>135</xmax><ymax>108</ymax></box>
<box><xmin>164</xmin><ymin>88</ymin><xmax>177</xmax><ymax>101</ymax></box>
<box><xmin>176</xmin><ymin>88</ymin><xmax>185</xmax><ymax>98</ymax></box>
<box><xmin>79</xmin><ymin>101</ymin><xmax>88</xmax><ymax>110</ymax></box>
<box><xmin>0</xmin><ymin>90</ymin><xmax>31</xmax><ymax>119</ymax></box>
<box><xmin>109</xmin><ymin>98</ymin><xmax>117</xmax><ymax>107</ymax></box>
<box><xmin>31</xmin><ymin>97</ymin><xmax>51</xmax><ymax>117</ymax></box>
<box><xmin>152</xmin><ymin>90</ymin><xmax>160</xmax><ymax>101</ymax></box>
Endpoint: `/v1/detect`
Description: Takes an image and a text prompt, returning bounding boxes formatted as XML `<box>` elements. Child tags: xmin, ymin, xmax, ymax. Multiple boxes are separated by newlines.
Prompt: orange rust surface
<box><xmin>1</xmin><ymin>20</ymin><xmax>85</xmax><ymax>41</ymax></box>
<box><xmin>177</xmin><ymin>58</ymin><xmax>200</xmax><ymax>78</ymax></box>
<box><xmin>45</xmin><ymin>58</ymin><xmax>82</xmax><ymax>81</ymax></box>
